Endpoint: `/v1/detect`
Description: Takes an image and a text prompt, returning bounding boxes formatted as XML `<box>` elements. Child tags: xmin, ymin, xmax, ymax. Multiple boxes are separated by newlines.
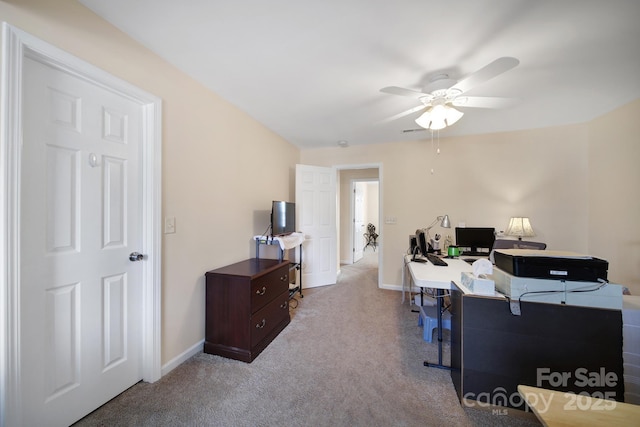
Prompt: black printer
<box><xmin>494</xmin><ymin>249</ymin><xmax>608</xmax><ymax>282</ymax></box>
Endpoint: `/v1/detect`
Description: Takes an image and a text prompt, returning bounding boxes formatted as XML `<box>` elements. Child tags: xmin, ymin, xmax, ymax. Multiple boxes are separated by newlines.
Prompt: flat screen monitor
<box><xmin>413</xmin><ymin>229</ymin><xmax>428</xmax><ymax>259</ymax></box>
<box><xmin>271</xmin><ymin>201</ymin><xmax>296</xmax><ymax>236</ymax></box>
<box><xmin>455</xmin><ymin>227</ymin><xmax>496</xmax><ymax>256</ymax></box>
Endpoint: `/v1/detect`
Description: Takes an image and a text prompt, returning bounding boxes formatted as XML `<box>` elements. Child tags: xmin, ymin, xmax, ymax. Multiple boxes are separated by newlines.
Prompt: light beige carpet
<box><xmin>74</xmin><ymin>251</ymin><xmax>540</xmax><ymax>426</ymax></box>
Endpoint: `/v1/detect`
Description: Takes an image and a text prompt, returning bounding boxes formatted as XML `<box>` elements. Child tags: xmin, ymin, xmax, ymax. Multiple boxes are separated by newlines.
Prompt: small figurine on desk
<box><xmin>430</xmin><ymin>234</ymin><xmax>442</xmax><ymax>255</ymax></box>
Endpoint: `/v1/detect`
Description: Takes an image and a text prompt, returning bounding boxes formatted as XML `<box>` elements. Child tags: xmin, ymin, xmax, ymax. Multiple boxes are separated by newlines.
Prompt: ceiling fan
<box><xmin>381</xmin><ymin>57</ymin><xmax>520</xmax><ymax>131</ymax></box>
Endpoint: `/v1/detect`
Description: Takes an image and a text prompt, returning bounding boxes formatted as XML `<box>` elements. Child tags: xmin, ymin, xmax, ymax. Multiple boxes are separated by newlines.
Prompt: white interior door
<box><xmin>353</xmin><ymin>181</ymin><xmax>365</xmax><ymax>263</ymax></box>
<box><xmin>295</xmin><ymin>164</ymin><xmax>337</xmax><ymax>288</ymax></box>
<box><xmin>18</xmin><ymin>53</ymin><xmax>144</xmax><ymax>427</ymax></box>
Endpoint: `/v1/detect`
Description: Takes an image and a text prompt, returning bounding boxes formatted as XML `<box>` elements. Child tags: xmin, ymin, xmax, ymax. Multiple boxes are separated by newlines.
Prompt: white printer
<box><xmin>491</xmin><ymin>267</ymin><xmax>622</xmax><ymax>310</ymax></box>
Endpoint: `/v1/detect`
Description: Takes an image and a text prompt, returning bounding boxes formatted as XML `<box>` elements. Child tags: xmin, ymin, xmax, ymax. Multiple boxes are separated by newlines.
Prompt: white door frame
<box><xmin>336</xmin><ymin>164</ymin><xmax>382</xmax><ymax>287</ymax></box>
<box><xmin>351</xmin><ymin>180</ymin><xmax>366</xmax><ymax>264</ymax></box>
<box><xmin>0</xmin><ymin>24</ymin><xmax>162</xmax><ymax>427</ymax></box>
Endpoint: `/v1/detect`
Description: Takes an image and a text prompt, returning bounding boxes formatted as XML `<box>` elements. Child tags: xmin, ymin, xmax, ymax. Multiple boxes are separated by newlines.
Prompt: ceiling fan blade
<box><xmin>450</xmin><ymin>57</ymin><xmax>519</xmax><ymax>95</ymax></box>
<box><xmin>380</xmin><ymin>86</ymin><xmax>428</xmax><ymax>99</ymax></box>
<box><xmin>452</xmin><ymin>96</ymin><xmax>519</xmax><ymax>109</ymax></box>
<box><xmin>381</xmin><ymin>105</ymin><xmax>425</xmax><ymax>123</ymax></box>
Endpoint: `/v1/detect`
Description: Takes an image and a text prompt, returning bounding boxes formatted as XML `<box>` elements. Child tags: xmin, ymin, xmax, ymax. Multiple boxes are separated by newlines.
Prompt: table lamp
<box><xmin>505</xmin><ymin>217</ymin><xmax>535</xmax><ymax>240</ymax></box>
<box><xmin>426</xmin><ymin>215</ymin><xmax>450</xmax><ymax>252</ymax></box>
<box><xmin>426</xmin><ymin>214</ymin><xmax>450</xmax><ymax>231</ymax></box>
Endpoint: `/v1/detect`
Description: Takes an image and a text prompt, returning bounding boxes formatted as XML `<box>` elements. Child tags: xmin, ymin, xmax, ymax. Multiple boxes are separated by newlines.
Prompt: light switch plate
<box><xmin>164</xmin><ymin>216</ymin><xmax>176</xmax><ymax>234</ymax></box>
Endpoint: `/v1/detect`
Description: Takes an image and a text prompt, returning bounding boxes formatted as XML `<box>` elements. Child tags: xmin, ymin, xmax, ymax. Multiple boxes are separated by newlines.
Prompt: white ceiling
<box><xmin>79</xmin><ymin>0</ymin><xmax>640</xmax><ymax>149</ymax></box>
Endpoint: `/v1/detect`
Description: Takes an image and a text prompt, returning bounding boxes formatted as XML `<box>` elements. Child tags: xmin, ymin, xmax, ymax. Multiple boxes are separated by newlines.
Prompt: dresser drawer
<box><xmin>250</xmin><ymin>265</ymin><xmax>289</xmax><ymax>312</ymax></box>
<box><xmin>251</xmin><ymin>291</ymin><xmax>290</xmax><ymax>348</ymax></box>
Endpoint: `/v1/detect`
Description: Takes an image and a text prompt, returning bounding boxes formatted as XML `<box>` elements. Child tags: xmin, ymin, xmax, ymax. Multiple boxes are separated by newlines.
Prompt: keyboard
<box><xmin>426</xmin><ymin>254</ymin><xmax>448</xmax><ymax>266</ymax></box>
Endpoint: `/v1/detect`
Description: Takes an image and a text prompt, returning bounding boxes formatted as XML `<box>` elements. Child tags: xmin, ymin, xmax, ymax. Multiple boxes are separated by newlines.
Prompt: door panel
<box><xmin>45</xmin><ymin>283</ymin><xmax>80</xmax><ymax>400</ymax></box>
<box><xmin>103</xmin><ymin>273</ymin><xmax>127</xmax><ymax>370</ymax></box>
<box><xmin>46</xmin><ymin>145</ymin><xmax>80</xmax><ymax>253</ymax></box>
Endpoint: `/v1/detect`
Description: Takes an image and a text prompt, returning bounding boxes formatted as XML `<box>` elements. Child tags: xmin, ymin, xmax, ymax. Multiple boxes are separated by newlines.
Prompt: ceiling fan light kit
<box><xmin>415</xmin><ymin>103</ymin><xmax>464</xmax><ymax>131</ymax></box>
<box><xmin>381</xmin><ymin>57</ymin><xmax>520</xmax><ymax>131</ymax></box>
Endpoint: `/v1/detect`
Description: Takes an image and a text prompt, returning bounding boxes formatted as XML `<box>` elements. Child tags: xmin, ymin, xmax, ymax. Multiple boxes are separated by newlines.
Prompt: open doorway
<box><xmin>337</xmin><ymin>167</ymin><xmax>381</xmax><ymax>284</ymax></box>
<box><xmin>352</xmin><ymin>180</ymin><xmax>379</xmax><ymax>264</ymax></box>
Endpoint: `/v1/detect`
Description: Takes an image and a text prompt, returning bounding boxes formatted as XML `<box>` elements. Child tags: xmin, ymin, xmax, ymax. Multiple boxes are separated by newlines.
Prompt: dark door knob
<box><xmin>129</xmin><ymin>252</ymin><xmax>144</xmax><ymax>262</ymax></box>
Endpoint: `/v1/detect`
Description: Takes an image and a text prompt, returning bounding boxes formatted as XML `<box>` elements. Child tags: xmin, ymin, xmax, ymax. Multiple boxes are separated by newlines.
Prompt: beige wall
<box><xmin>304</xmin><ymin>100</ymin><xmax>640</xmax><ymax>293</ymax></box>
<box><xmin>587</xmin><ymin>99</ymin><xmax>640</xmax><ymax>294</ymax></box>
<box><xmin>1</xmin><ymin>0</ymin><xmax>300</xmax><ymax>365</ymax></box>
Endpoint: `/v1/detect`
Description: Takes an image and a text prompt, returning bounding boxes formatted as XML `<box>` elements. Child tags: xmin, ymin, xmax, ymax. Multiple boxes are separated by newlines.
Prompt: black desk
<box><xmin>450</xmin><ymin>282</ymin><xmax>624</xmax><ymax>409</ymax></box>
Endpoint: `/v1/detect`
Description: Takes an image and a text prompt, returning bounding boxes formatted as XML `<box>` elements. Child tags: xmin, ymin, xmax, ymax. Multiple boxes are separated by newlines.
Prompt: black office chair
<box><xmin>363</xmin><ymin>223</ymin><xmax>378</xmax><ymax>252</ymax></box>
<box><xmin>489</xmin><ymin>239</ymin><xmax>547</xmax><ymax>263</ymax></box>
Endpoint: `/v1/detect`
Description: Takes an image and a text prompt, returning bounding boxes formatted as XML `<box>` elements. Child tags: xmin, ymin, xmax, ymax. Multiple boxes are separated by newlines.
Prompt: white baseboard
<box><xmin>380</xmin><ymin>283</ymin><xmax>402</xmax><ymax>291</ymax></box>
<box><xmin>161</xmin><ymin>339</ymin><xmax>204</xmax><ymax>377</ymax></box>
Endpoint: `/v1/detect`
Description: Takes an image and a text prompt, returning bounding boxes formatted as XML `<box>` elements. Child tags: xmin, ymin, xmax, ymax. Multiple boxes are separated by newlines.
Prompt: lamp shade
<box><xmin>505</xmin><ymin>217</ymin><xmax>535</xmax><ymax>239</ymax></box>
<box><xmin>425</xmin><ymin>214</ymin><xmax>451</xmax><ymax>231</ymax></box>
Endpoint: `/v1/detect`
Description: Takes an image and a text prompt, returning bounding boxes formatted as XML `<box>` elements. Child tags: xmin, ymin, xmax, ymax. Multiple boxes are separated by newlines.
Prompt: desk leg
<box><xmin>424</xmin><ymin>288</ymin><xmax>451</xmax><ymax>370</ymax></box>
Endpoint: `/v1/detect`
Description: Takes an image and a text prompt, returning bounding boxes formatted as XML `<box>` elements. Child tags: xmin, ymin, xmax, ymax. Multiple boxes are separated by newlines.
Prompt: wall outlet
<box><xmin>164</xmin><ymin>216</ymin><xmax>176</xmax><ymax>234</ymax></box>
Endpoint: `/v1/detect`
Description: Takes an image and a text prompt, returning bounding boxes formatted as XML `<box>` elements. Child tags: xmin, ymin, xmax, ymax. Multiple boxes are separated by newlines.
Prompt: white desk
<box><xmin>406</xmin><ymin>256</ymin><xmax>473</xmax><ymax>290</ymax></box>
<box><xmin>405</xmin><ymin>255</ymin><xmax>474</xmax><ymax>369</ymax></box>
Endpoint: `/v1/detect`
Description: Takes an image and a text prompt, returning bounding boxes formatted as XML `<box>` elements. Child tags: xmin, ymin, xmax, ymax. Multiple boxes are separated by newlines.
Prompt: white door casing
<box><xmin>1</xmin><ymin>24</ymin><xmax>162</xmax><ymax>427</ymax></box>
<box><xmin>352</xmin><ymin>181</ymin><xmax>365</xmax><ymax>263</ymax></box>
<box><xmin>295</xmin><ymin>164</ymin><xmax>337</xmax><ymax>288</ymax></box>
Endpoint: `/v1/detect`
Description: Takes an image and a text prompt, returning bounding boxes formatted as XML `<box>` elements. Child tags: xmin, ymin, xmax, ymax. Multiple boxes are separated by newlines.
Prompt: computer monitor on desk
<box><xmin>455</xmin><ymin>227</ymin><xmax>495</xmax><ymax>256</ymax></box>
<box><xmin>412</xmin><ymin>229</ymin><xmax>429</xmax><ymax>260</ymax></box>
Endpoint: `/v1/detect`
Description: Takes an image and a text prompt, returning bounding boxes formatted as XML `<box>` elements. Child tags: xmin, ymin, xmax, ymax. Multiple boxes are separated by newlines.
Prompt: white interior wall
<box><xmin>587</xmin><ymin>99</ymin><xmax>640</xmax><ymax>294</ymax></box>
<box><xmin>301</xmin><ymin>113</ymin><xmax>640</xmax><ymax>292</ymax></box>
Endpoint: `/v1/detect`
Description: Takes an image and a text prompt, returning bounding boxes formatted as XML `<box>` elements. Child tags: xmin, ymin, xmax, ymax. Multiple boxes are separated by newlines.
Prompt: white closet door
<box><xmin>20</xmin><ymin>54</ymin><xmax>144</xmax><ymax>427</ymax></box>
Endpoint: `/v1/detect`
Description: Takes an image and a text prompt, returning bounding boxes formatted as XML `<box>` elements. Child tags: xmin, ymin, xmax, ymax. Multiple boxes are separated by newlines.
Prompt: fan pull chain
<box><xmin>430</xmin><ymin>131</ymin><xmax>435</xmax><ymax>174</ymax></box>
<box><xmin>430</xmin><ymin>130</ymin><xmax>441</xmax><ymax>174</ymax></box>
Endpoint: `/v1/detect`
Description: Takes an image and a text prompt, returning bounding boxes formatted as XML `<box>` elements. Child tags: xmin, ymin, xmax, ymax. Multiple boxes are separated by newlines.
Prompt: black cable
<box><xmin>260</xmin><ymin>223</ymin><xmax>271</xmax><ymax>239</ymax></box>
<box><xmin>515</xmin><ymin>279</ymin><xmax>610</xmax><ymax>313</ymax></box>
<box><xmin>518</xmin><ymin>281</ymin><xmax>607</xmax><ymax>302</ymax></box>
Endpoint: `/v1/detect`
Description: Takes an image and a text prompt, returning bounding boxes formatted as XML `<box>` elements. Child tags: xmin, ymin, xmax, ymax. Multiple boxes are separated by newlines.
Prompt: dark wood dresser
<box><xmin>205</xmin><ymin>258</ymin><xmax>291</xmax><ymax>362</ymax></box>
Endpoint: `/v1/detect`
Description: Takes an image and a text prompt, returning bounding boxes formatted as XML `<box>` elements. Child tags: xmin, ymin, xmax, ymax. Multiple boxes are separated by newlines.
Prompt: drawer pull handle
<box><xmin>256</xmin><ymin>286</ymin><xmax>266</xmax><ymax>295</ymax></box>
<box><xmin>280</xmin><ymin>301</ymin><xmax>288</xmax><ymax>309</ymax></box>
<box><xmin>256</xmin><ymin>319</ymin><xmax>266</xmax><ymax>329</ymax></box>
<box><xmin>281</xmin><ymin>274</ymin><xmax>288</xmax><ymax>282</ymax></box>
